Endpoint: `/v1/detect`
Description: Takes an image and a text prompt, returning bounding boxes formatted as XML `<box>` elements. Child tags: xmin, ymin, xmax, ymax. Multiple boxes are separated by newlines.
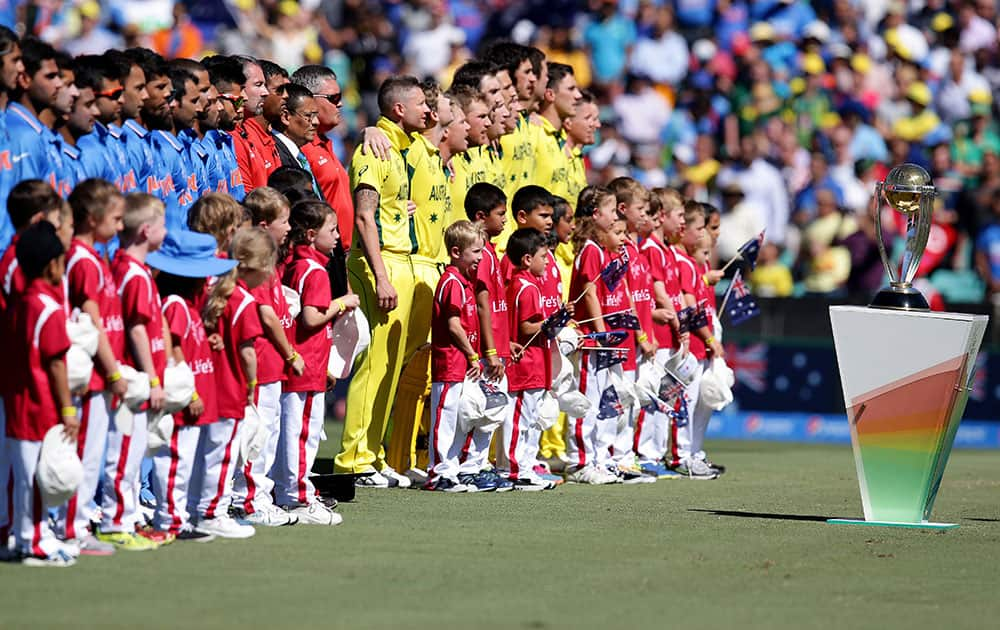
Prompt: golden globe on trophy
<box><xmin>870</xmin><ymin>163</ymin><xmax>937</xmax><ymax>310</ymax></box>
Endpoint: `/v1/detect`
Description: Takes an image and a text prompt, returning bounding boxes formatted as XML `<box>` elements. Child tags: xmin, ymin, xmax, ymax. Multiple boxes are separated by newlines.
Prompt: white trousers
<box><xmin>499</xmin><ymin>388</ymin><xmax>545</xmax><ymax>479</ymax></box>
<box><xmin>427</xmin><ymin>381</ymin><xmax>463</xmax><ymax>482</ymax></box>
<box><xmin>689</xmin><ymin>358</ymin><xmax>714</xmax><ymax>462</ymax></box>
<box><xmin>669</xmin><ymin>359</ymin><xmax>704</xmax><ymax>467</ymax></box>
<box><xmin>459</xmin><ymin>373</ymin><xmax>510</xmax><ymax>474</ymax></box>
<box><xmin>565</xmin><ymin>351</ymin><xmax>612</xmax><ymax>471</ymax></box>
<box><xmin>59</xmin><ymin>391</ymin><xmax>111</xmax><ymax>540</ymax></box>
<box><xmin>152</xmin><ymin>423</ymin><xmax>199</xmax><ymax>533</ymax></box>
<box><xmin>100</xmin><ymin>408</ymin><xmax>148</xmax><ymax>533</ymax></box>
<box><xmin>274</xmin><ymin>391</ymin><xmax>325</xmax><ymax>507</ymax></box>
<box><xmin>233</xmin><ymin>382</ymin><xmax>282</xmax><ymax>513</ymax></box>
<box><xmin>634</xmin><ymin>349</ymin><xmax>673</xmax><ymax>464</ymax></box>
<box><xmin>7</xmin><ymin>438</ymin><xmax>62</xmax><ymax>557</ymax></box>
<box><xmin>189</xmin><ymin>419</ymin><xmax>241</xmax><ymax>520</ymax></box>
<box><xmin>611</xmin><ymin>368</ymin><xmax>639</xmax><ymax>465</ymax></box>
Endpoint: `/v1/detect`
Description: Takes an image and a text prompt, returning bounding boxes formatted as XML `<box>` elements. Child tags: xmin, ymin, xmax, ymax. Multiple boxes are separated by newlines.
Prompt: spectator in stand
<box><xmin>541</xmin><ymin>23</ymin><xmax>592</xmax><ymax>90</ymax></box>
<box><xmin>975</xmin><ymin>188</ymin><xmax>1000</xmax><ymax>309</ymax></box>
<box><xmin>801</xmin><ymin>188</ymin><xmax>855</xmax><ymax>297</ymax></box>
<box><xmin>628</xmin><ymin>5</ymin><xmax>689</xmax><ymax>87</ymax></box>
<box><xmin>794</xmin><ymin>151</ymin><xmax>845</xmax><ymax>224</ymax></box>
<box><xmin>718</xmin><ymin>132</ymin><xmax>790</xmax><ymax>245</ymax></box>
<box><xmin>750</xmin><ymin>241</ymin><xmax>793</xmax><ymax>297</ymax></box>
<box><xmin>583</xmin><ymin>0</ymin><xmax>636</xmax><ymax>90</ymax></box>
<box><xmin>151</xmin><ymin>2</ymin><xmax>204</xmax><ymax>61</ymax></box>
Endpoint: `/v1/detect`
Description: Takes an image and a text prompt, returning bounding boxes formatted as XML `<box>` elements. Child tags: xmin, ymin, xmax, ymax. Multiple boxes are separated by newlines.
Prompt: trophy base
<box><xmin>869</xmin><ymin>287</ymin><xmax>929</xmax><ymax>311</ymax></box>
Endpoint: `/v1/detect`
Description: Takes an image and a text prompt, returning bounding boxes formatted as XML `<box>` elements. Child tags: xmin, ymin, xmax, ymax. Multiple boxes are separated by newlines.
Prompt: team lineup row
<box><xmin>0</xmin><ymin>31</ymin><xmax>731</xmax><ymax>566</ymax></box>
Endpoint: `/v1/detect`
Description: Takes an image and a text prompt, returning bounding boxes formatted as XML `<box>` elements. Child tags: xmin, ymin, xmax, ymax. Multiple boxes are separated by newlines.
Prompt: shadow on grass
<box><xmin>689</xmin><ymin>508</ymin><xmax>841</xmax><ymax>522</ymax></box>
<box><xmin>964</xmin><ymin>517</ymin><xmax>1000</xmax><ymax>522</ymax></box>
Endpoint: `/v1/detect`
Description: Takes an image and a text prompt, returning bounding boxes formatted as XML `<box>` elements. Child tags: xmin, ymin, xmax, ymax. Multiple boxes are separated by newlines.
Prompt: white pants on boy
<box><xmin>152</xmin><ymin>424</ymin><xmax>199</xmax><ymax>532</ymax></box>
<box><xmin>188</xmin><ymin>419</ymin><xmax>242</xmax><ymax>521</ymax></box>
<box><xmin>7</xmin><ymin>438</ymin><xmax>62</xmax><ymax>557</ymax></box>
<box><xmin>427</xmin><ymin>382</ymin><xmax>464</xmax><ymax>482</ymax></box>
<box><xmin>100</xmin><ymin>408</ymin><xmax>148</xmax><ymax>532</ymax></box>
<box><xmin>565</xmin><ymin>350</ymin><xmax>612</xmax><ymax>471</ymax></box>
<box><xmin>59</xmin><ymin>391</ymin><xmax>111</xmax><ymax>540</ymax></box>
<box><xmin>669</xmin><ymin>360</ymin><xmax>704</xmax><ymax>467</ymax></box>
<box><xmin>634</xmin><ymin>348</ymin><xmax>673</xmax><ymax>464</ymax></box>
<box><xmin>499</xmin><ymin>388</ymin><xmax>545</xmax><ymax>479</ymax></box>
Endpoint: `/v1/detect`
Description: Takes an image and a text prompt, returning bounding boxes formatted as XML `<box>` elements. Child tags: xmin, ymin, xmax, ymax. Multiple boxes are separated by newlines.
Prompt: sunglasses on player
<box><xmin>314</xmin><ymin>92</ymin><xmax>342</xmax><ymax>107</ymax></box>
<box><xmin>218</xmin><ymin>93</ymin><xmax>246</xmax><ymax>110</ymax></box>
<box><xmin>96</xmin><ymin>87</ymin><xmax>124</xmax><ymax>100</ymax></box>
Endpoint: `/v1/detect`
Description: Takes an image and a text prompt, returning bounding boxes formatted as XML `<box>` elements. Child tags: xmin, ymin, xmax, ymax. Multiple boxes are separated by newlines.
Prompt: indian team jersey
<box><xmin>499</xmin><ymin>113</ymin><xmax>536</xmax><ymax>194</ymax></box>
<box><xmin>531</xmin><ymin>115</ymin><xmax>570</xmax><ymax>198</ymax></box>
<box><xmin>349</xmin><ymin>116</ymin><xmax>414</xmax><ymax>255</ymax></box>
<box><xmin>148</xmin><ymin>130</ymin><xmax>195</xmax><ymax>229</ymax></box>
<box><xmin>449</xmin><ymin>147</ymin><xmax>489</xmax><ymax>225</ymax></box>
<box><xmin>403</xmin><ymin>133</ymin><xmax>450</xmax><ymax>261</ymax></box>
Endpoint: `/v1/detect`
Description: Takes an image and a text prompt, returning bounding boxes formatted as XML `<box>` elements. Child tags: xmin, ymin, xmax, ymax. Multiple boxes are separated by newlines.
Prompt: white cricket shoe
<box><xmin>380</xmin><ymin>466</ymin><xmax>412</xmax><ymax>488</ymax></box>
<box><xmin>196</xmin><ymin>515</ymin><xmax>256</xmax><ymax>539</ymax></box>
<box><xmin>288</xmin><ymin>502</ymin><xmax>343</xmax><ymax>526</ymax></box>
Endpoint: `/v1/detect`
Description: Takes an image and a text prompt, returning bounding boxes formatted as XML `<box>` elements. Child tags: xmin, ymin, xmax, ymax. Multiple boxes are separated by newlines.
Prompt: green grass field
<box><xmin>2</xmin><ymin>425</ymin><xmax>999</xmax><ymax>630</ymax></box>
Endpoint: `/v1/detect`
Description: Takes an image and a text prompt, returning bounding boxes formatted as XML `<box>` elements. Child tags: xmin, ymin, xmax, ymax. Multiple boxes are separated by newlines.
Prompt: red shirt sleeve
<box><xmin>576</xmin><ymin>244</ymin><xmax>604</xmax><ymax>286</ymax></box>
<box><xmin>120</xmin><ymin>274</ymin><xmax>153</xmax><ymax>327</ymax></box>
<box><xmin>300</xmin><ymin>265</ymin><xmax>332</xmax><ymax>310</ymax></box>
<box><xmin>67</xmin><ymin>258</ymin><xmax>101</xmax><ymax>308</ymax></box>
<box><xmin>645</xmin><ymin>246</ymin><xmax>666</xmax><ymax>284</ymax></box>
<box><xmin>438</xmin><ymin>275</ymin><xmax>464</xmax><ymax>318</ymax></box>
<box><xmin>515</xmin><ymin>282</ymin><xmax>543</xmax><ymax>323</ymax></box>
<box><xmin>163</xmin><ymin>300</ymin><xmax>188</xmax><ymax>341</ymax></box>
<box><xmin>38</xmin><ymin>311</ymin><xmax>71</xmax><ymax>361</ymax></box>
<box><xmin>677</xmin><ymin>256</ymin><xmax>698</xmax><ymax>296</ymax></box>
<box><xmin>232</xmin><ymin>291</ymin><xmax>263</xmax><ymax>346</ymax></box>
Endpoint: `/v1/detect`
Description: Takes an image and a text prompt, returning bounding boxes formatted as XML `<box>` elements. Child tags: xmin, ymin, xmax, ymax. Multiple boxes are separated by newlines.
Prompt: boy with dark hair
<box><xmin>502</xmin><ymin>227</ymin><xmax>556</xmax><ymax>491</ymax></box>
<box><xmin>7</xmin><ymin>221</ymin><xmax>78</xmax><ymax>566</ymax></box>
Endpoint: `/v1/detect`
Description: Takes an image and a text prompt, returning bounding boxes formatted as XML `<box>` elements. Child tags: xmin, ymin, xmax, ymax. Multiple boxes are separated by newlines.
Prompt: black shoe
<box><xmin>316</xmin><ymin>495</ymin><xmax>339</xmax><ymax>509</ymax></box>
<box><xmin>176</xmin><ymin>526</ymin><xmax>215</xmax><ymax>542</ymax></box>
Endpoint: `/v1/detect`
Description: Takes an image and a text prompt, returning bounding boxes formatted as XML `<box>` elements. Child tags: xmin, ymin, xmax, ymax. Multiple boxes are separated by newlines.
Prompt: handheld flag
<box><xmin>597</xmin><ymin>386</ymin><xmax>624</xmax><ymax>420</ymax></box>
<box><xmin>738</xmin><ymin>230</ymin><xmax>765</xmax><ymax>270</ymax></box>
<box><xmin>479</xmin><ymin>380</ymin><xmax>509</xmax><ymax>410</ymax></box>
<box><xmin>584</xmin><ymin>331</ymin><xmax>629</xmax><ymax>346</ymax></box>
<box><xmin>677</xmin><ymin>305</ymin><xmax>709</xmax><ymax>333</ymax></box>
<box><xmin>669</xmin><ymin>394</ymin><xmax>689</xmax><ymax>428</ymax></box>
<box><xmin>604</xmin><ymin>311</ymin><xmax>641</xmax><ymax>330</ymax></box>
<box><xmin>594</xmin><ymin>347</ymin><xmax>628</xmax><ymax>371</ymax></box>
<box><xmin>726</xmin><ymin>270</ymin><xmax>760</xmax><ymax>326</ymax></box>
<box><xmin>599</xmin><ymin>250</ymin><xmax>630</xmax><ymax>291</ymax></box>
<box><xmin>540</xmin><ymin>304</ymin><xmax>572</xmax><ymax>339</ymax></box>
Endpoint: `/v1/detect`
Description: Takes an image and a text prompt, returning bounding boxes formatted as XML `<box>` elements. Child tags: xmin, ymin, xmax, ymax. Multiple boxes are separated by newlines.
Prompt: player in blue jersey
<box><xmin>202</xmin><ymin>55</ymin><xmax>247</xmax><ymax>201</ymax></box>
<box><xmin>5</xmin><ymin>38</ymin><xmax>64</xmax><ymax>193</ymax></box>
<box><xmin>0</xmin><ymin>26</ymin><xmax>25</xmax><ymax>250</ymax></box>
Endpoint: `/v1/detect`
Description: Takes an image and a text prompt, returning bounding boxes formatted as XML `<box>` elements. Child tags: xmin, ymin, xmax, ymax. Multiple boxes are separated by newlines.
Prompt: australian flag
<box><xmin>594</xmin><ymin>347</ymin><xmax>629</xmax><ymax>371</ymax></box>
<box><xmin>677</xmin><ymin>305</ymin><xmax>709</xmax><ymax>333</ymax></box>
<box><xmin>604</xmin><ymin>311</ymin><xmax>641</xmax><ymax>330</ymax></box>
<box><xmin>540</xmin><ymin>304</ymin><xmax>572</xmax><ymax>339</ymax></box>
<box><xmin>597</xmin><ymin>386</ymin><xmax>624</xmax><ymax>419</ymax></box>
<box><xmin>725</xmin><ymin>269</ymin><xmax>760</xmax><ymax>326</ymax></box>
<box><xmin>585</xmin><ymin>330</ymin><xmax>629</xmax><ymax>346</ymax></box>
<box><xmin>738</xmin><ymin>230</ymin><xmax>765</xmax><ymax>270</ymax></box>
<box><xmin>599</xmin><ymin>250</ymin><xmax>630</xmax><ymax>291</ymax></box>
<box><xmin>479</xmin><ymin>380</ymin><xmax>509</xmax><ymax>410</ymax></box>
<box><xmin>669</xmin><ymin>394</ymin><xmax>689</xmax><ymax>428</ymax></box>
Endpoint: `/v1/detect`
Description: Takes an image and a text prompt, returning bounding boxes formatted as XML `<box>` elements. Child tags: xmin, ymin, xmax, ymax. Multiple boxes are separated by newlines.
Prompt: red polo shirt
<box><xmin>301</xmin><ymin>134</ymin><xmax>354</xmax><ymax>249</ymax></box>
<box><xmin>231</xmin><ymin>117</ymin><xmax>280</xmax><ymax>191</ymax></box>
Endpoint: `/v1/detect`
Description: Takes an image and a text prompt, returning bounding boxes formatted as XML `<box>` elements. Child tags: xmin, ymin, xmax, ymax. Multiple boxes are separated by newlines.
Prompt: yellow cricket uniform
<box><xmin>482</xmin><ymin>144</ymin><xmax>508</xmax><ymax>193</ymax></box>
<box><xmin>450</xmin><ymin>147</ymin><xmax>489</xmax><ymax>227</ymax></box>
<box><xmin>499</xmin><ymin>113</ymin><xmax>536</xmax><ymax>194</ymax></box>
<box><xmin>565</xmin><ymin>146</ymin><xmax>586</xmax><ymax>208</ymax></box>
<box><xmin>337</xmin><ymin>117</ymin><xmax>417</xmax><ymax>474</ymax></box>
<box><xmin>532</xmin><ymin>115</ymin><xmax>571</xmax><ymax>199</ymax></box>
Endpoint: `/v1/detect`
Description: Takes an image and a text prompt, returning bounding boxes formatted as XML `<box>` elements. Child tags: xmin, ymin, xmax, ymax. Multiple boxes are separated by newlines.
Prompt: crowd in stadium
<box><xmin>0</xmin><ymin>0</ymin><xmax>998</xmax><ymax>567</ymax></box>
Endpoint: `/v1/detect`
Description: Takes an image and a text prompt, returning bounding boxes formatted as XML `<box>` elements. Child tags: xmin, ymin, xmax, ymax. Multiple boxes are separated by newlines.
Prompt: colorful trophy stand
<box><xmin>828</xmin><ymin>306</ymin><xmax>988</xmax><ymax>529</ymax></box>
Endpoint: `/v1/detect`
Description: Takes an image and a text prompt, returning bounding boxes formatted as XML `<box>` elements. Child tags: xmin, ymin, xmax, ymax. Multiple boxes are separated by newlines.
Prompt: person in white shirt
<box><xmin>717</xmin><ymin>133</ymin><xmax>790</xmax><ymax>246</ymax></box>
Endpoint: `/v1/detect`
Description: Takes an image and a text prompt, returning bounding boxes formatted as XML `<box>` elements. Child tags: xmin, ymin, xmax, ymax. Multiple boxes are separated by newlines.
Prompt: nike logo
<box><xmin>11</xmin><ymin>153</ymin><xmax>29</xmax><ymax>163</ymax></box>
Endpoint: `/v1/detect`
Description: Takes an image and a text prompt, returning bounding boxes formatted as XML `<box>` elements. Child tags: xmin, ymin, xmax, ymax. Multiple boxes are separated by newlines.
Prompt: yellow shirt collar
<box><xmin>377</xmin><ymin>116</ymin><xmax>412</xmax><ymax>152</ymax></box>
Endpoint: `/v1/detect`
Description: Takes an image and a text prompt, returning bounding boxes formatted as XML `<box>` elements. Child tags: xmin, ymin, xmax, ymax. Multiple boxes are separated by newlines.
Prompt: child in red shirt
<box><xmin>6</xmin><ymin>222</ymin><xmax>78</xmax><ymax>565</ymax></box>
<box><xmin>232</xmin><ymin>188</ymin><xmax>303</xmax><ymax>525</ymax></box>
<box><xmin>0</xmin><ymin>181</ymin><xmax>65</xmax><ymax>545</ymax></box>
<box><xmin>565</xmin><ymin>186</ymin><xmax>622</xmax><ymax>485</ymax></box>
<box><xmin>148</xmin><ymin>230</ymin><xmax>237</xmax><ymax>540</ymax></box>
<box><xmin>102</xmin><ymin>194</ymin><xmax>169</xmax><ymax>547</ymax></box>
<box><xmin>276</xmin><ymin>200</ymin><xmax>356</xmax><ymax>525</ymax></box>
<box><xmin>60</xmin><ymin>180</ymin><xmax>130</xmax><ymax>549</ymax></box>
<box><xmin>462</xmin><ymin>183</ymin><xmax>513</xmax><ymax>492</ymax></box>
<box><xmin>196</xmin><ymin>228</ymin><xmax>274</xmax><ymax>539</ymax></box>
<box><xmin>503</xmin><ymin>228</ymin><xmax>556</xmax><ymax>491</ymax></box>
<box><xmin>426</xmin><ymin>221</ymin><xmax>484</xmax><ymax>493</ymax></box>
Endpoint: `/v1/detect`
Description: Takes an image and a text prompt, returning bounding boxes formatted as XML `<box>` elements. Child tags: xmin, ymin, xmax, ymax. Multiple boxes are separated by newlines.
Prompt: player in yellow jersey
<box><xmin>533</xmin><ymin>62</ymin><xmax>581</xmax><ymax>202</ymax></box>
<box><xmin>447</xmin><ymin>85</ymin><xmax>491</xmax><ymax>221</ymax></box>
<box><xmin>386</xmin><ymin>82</ymin><xmax>456</xmax><ymax>479</ymax></box>
<box><xmin>561</xmin><ymin>90</ymin><xmax>600</xmax><ymax>209</ymax></box>
<box><xmin>336</xmin><ymin>76</ymin><xmax>429</xmax><ymax>488</ymax></box>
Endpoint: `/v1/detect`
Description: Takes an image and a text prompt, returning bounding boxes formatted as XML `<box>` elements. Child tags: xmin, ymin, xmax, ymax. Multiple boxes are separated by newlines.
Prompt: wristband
<box><xmin>335</xmin><ymin>298</ymin><xmax>346</xmax><ymax>314</ymax></box>
<box><xmin>61</xmin><ymin>406</ymin><xmax>77</xmax><ymax>418</ymax></box>
<box><xmin>705</xmin><ymin>336</ymin><xmax>716</xmax><ymax>346</ymax></box>
<box><xmin>285</xmin><ymin>350</ymin><xmax>300</xmax><ymax>364</ymax></box>
<box><xmin>149</xmin><ymin>376</ymin><xmax>161</xmax><ymax>388</ymax></box>
<box><xmin>108</xmin><ymin>370</ymin><xmax>123</xmax><ymax>383</ymax></box>
<box><xmin>191</xmin><ymin>391</ymin><xmax>200</xmax><ymax>402</ymax></box>
<box><xmin>484</xmin><ymin>348</ymin><xmax>498</xmax><ymax>358</ymax></box>
<box><xmin>467</xmin><ymin>353</ymin><xmax>479</xmax><ymax>363</ymax></box>
<box><xmin>637</xmin><ymin>333</ymin><xmax>649</xmax><ymax>343</ymax></box>
<box><xmin>248</xmin><ymin>379</ymin><xmax>258</xmax><ymax>390</ymax></box>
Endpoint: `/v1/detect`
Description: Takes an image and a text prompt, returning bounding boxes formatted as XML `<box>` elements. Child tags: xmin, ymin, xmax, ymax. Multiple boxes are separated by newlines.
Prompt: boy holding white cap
<box><xmin>424</xmin><ymin>221</ymin><xmax>485</xmax><ymax>493</ymax></box>
<box><xmin>6</xmin><ymin>222</ymin><xmax>79</xmax><ymax>566</ymax></box>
